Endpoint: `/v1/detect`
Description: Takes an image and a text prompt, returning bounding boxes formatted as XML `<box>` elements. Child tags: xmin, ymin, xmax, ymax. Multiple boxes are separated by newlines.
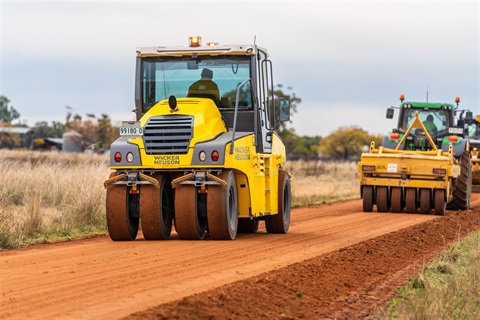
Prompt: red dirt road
<box><xmin>2</xmin><ymin>196</ymin><xmax>480</xmax><ymax>320</ymax></box>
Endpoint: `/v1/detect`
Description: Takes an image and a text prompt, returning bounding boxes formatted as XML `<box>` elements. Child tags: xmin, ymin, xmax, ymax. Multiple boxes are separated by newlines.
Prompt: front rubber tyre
<box><xmin>175</xmin><ymin>185</ymin><xmax>206</xmax><ymax>240</ymax></box>
<box><xmin>106</xmin><ymin>173</ymin><xmax>139</xmax><ymax>241</ymax></box>
<box><xmin>207</xmin><ymin>170</ymin><xmax>239</xmax><ymax>240</ymax></box>
<box><xmin>140</xmin><ymin>174</ymin><xmax>174</xmax><ymax>240</ymax></box>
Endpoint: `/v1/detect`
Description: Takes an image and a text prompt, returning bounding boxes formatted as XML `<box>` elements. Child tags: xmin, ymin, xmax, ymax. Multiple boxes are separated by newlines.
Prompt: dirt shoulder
<box><xmin>126</xmin><ymin>209</ymin><xmax>480</xmax><ymax>320</ymax></box>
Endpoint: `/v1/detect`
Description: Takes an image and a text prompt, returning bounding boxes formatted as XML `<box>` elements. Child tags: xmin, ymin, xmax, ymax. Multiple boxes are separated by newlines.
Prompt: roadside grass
<box><xmin>375</xmin><ymin>230</ymin><xmax>480</xmax><ymax>320</ymax></box>
<box><xmin>0</xmin><ymin>149</ymin><xmax>109</xmax><ymax>249</ymax></box>
<box><xmin>285</xmin><ymin>160</ymin><xmax>359</xmax><ymax>207</ymax></box>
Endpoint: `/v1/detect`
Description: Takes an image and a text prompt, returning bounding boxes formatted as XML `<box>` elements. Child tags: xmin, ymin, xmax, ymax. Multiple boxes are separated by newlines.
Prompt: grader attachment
<box><xmin>358</xmin><ymin>95</ymin><xmax>472</xmax><ymax>215</ymax></box>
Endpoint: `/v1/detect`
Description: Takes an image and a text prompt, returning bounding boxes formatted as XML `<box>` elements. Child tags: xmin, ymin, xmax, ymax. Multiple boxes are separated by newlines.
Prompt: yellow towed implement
<box><xmin>358</xmin><ymin>95</ymin><xmax>472</xmax><ymax>215</ymax></box>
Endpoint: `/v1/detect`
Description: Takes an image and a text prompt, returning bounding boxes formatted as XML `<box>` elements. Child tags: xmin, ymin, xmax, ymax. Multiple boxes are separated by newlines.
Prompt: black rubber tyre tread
<box><xmin>362</xmin><ymin>186</ymin><xmax>374</xmax><ymax>212</ymax></box>
<box><xmin>419</xmin><ymin>189</ymin><xmax>432</xmax><ymax>214</ymax></box>
<box><xmin>207</xmin><ymin>170</ymin><xmax>239</xmax><ymax>240</ymax></box>
<box><xmin>376</xmin><ymin>186</ymin><xmax>389</xmax><ymax>213</ymax></box>
<box><xmin>405</xmin><ymin>188</ymin><xmax>417</xmax><ymax>213</ymax></box>
<box><xmin>390</xmin><ymin>187</ymin><xmax>403</xmax><ymax>213</ymax></box>
<box><xmin>175</xmin><ymin>185</ymin><xmax>206</xmax><ymax>240</ymax></box>
<box><xmin>434</xmin><ymin>189</ymin><xmax>446</xmax><ymax>216</ymax></box>
<box><xmin>106</xmin><ymin>172</ymin><xmax>139</xmax><ymax>241</ymax></box>
<box><xmin>265</xmin><ymin>170</ymin><xmax>291</xmax><ymax>234</ymax></box>
<box><xmin>237</xmin><ymin>218</ymin><xmax>259</xmax><ymax>233</ymax></box>
<box><xmin>140</xmin><ymin>174</ymin><xmax>174</xmax><ymax>240</ymax></box>
<box><xmin>452</xmin><ymin>151</ymin><xmax>472</xmax><ymax>210</ymax></box>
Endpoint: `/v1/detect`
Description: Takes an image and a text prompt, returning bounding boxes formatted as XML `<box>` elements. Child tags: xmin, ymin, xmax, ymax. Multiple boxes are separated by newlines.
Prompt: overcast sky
<box><xmin>1</xmin><ymin>0</ymin><xmax>479</xmax><ymax>137</ymax></box>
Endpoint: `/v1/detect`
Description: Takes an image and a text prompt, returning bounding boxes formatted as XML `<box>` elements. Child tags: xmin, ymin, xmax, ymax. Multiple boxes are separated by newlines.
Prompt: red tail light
<box><xmin>114</xmin><ymin>152</ymin><xmax>122</xmax><ymax>163</ymax></box>
<box><xmin>211</xmin><ymin>151</ymin><xmax>219</xmax><ymax>162</ymax></box>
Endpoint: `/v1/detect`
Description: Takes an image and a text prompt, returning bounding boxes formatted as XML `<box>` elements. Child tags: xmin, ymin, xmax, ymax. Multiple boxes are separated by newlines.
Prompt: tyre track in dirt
<box><xmin>1</xmin><ymin>197</ymin><xmax>451</xmax><ymax>319</ymax></box>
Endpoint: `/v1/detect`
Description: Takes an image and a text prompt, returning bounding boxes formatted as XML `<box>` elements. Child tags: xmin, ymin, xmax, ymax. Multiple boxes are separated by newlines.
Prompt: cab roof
<box><xmin>136</xmin><ymin>44</ymin><xmax>265</xmax><ymax>58</ymax></box>
<box><xmin>400</xmin><ymin>101</ymin><xmax>456</xmax><ymax>110</ymax></box>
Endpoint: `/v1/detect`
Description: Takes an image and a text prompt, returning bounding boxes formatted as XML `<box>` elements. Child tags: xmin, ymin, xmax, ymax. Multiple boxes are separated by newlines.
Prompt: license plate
<box><xmin>119</xmin><ymin>122</ymin><xmax>143</xmax><ymax>136</ymax></box>
<box><xmin>448</xmin><ymin>127</ymin><xmax>463</xmax><ymax>134</ymax></box>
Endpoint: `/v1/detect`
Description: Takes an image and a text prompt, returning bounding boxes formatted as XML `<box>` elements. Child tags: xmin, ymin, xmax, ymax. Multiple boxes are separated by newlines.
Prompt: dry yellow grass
<box><xmin>0</xmin><ymin>150</ymin><xmax>360</xmax><ymax>248</ymax></box>
<box><xmin>285</xmin><ymin>160</ymin><xmax>359</xmax><ymax>206</ymax></box>
<box><xmin>0</xmin><ymin>149</ymin><xmax>110</xmax><ymax>248</ymax></box>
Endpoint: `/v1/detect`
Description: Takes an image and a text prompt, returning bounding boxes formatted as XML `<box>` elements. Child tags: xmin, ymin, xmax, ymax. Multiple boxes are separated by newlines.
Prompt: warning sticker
<box><xmin>388</xmin><ymin>163</ymin><xmax>397</xmax><ymax>173</ymax></box>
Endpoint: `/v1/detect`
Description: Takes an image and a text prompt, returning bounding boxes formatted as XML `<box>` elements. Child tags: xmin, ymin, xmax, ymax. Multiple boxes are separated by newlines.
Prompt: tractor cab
<box><xmin>383</xmin><ymin>94</ymin><xmax>469</xmax><ymax>153</ymax></box>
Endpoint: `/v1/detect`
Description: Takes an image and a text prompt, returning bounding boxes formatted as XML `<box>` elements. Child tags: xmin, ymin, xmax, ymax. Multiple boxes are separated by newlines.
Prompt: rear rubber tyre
<box><xmin>405</xmin><ymin>188</ymin><xmax>417</xmax><ymax>213</ymax></box>
<box><xmin>140</xmin><ymin>174</ymin><xmax>174</xmax><ymax>240</ymax></box>
<box><xmin>390</xmin><ymin>187</ymin><xmax>403</xmax><ymax>213</ymax></box>
<box><xmin>175</xmin><ymin>185</ymin><xmax>206</xmax><ymax>240</ymax></box>
<box><xmin>434</xmin><ymin>189</ymin><xmax>446</xmax><ymax>216</ymax></box>
<box><xmin>376</xmin><ymin>186</ymin><xmax>389</xmax><ymax>212</ymax></box>
<box><xmin>207</xmin><ymin>170</ymin><xmax>239</xmax><ymax>240</ymax></box>
<box><xmin>266</xmin><ymin>170</ymin><xmax>291</xmax><ymax>234</ymax></box>
<box><xmin>452</xmin><ymin>151</ymin><xmax>472</xmax><ymax>210</ymax></box>
<box><xmin>237</xmin><ymin>218</ymin><xmax>259</xmax><ymax>233</ymax></box>
<box><xmin>362</xmin><ymin>186</ymin><xmax>374</xmax><ymax>212</ymax></box>
<box><xmin>106</xmin><ymin>173</ymin><xmax>139</xmax><ymax>241</ymax></box>
<box><xmin>419</xmin><ymin>189</ymin><xmax>431</xmax><ymax>214</ymax></box>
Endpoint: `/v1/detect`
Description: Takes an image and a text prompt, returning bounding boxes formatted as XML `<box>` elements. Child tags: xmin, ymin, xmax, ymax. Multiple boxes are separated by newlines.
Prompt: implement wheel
<box><xmin>419</xmin><ymin>189</ymin><xmax>432</xmax><ymax>214</ymax></box>
<box><xmin>208</xmin><ymin>170</ymin><xmax>239</xmax><ymax>240</ymax></box>
<box><xmin>175</xmin><ymin>185</ymin><xmax>206</xmax><ymax>240</ymax></box>
<box><xmin>390</xmin><ymin>187</ymin><xmax>403</xmax><ymax>213</ymax></box>
<box><xmin>140</xmin><ymin>174</ymin><xmax>174</xmax><ymax>240</ymax></box>
<box><xmin>106</xmin><ymin>173</ymin><xmax>139</xmax><ymax>241</ymax></box>
<box><xmin>434</xmin><ymin>189</ymin><xmax>446</xmax><ymax>216</ymax></box>
<box><xmin>362</xmin><ymin>186</ymin><xmax>374</xmax><ymax>212</ymax></box>
<box><xmin>376</xmin><ymin>186</ymin><xmax>389</xmax><ymax>212</ymax></box>
<box><xmin>266</xmin><ymin>170</ymin><xmax>291</xmax><ymax>234</ymax></box>
<box><xmin>405</xmin><ymin>188</ymin><xmax>417</xmax><ymax>213</ymax></box>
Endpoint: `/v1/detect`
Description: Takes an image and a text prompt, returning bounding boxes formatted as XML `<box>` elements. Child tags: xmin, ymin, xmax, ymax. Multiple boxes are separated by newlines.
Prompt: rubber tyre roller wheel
<box><xmin>266</xmin><ymin>170</ymin><xmax>291</xmax><ymax>234</ymax></box>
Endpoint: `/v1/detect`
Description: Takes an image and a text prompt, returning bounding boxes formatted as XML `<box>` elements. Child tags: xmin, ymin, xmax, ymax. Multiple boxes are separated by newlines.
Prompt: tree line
<box><xmin>1</xmin><ymin>92</ymin><xmax>383</xmax><ymax>159</ymax></box>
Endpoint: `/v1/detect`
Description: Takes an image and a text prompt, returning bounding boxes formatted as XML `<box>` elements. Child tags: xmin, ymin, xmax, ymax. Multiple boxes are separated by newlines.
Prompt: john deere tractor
<box><xmin>104</xmin><ymin>36</ymin><xmax>291</xmax><ymax>240</ymax></box>
<box><xmin>358</xmin><ymin>94</ymin><xmax>472</xmax><ymax>215</ymax></box>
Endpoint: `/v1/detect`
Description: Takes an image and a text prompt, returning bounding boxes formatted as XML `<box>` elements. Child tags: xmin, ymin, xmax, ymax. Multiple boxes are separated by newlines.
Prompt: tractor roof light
<box><xmin>455</xmin><ymin>96</ymin><xmax>460</xmax><ymax>107</ymax></box>
<box><xmin>400</xmin><ymin>94</ymin><xmax>405</xmax><ymax>102</ymax></box>
<box><xmin>390</xmin><ymin>133</ymin><xmax>400</xmax><ymax>140</ymax></box>
<box><xmin>448</xmin><ymin>135</ymin><xmax>459</xmax><ymax>143</ymax></box>
<box><xmin>189</xmin><ymin>36</ymin><xmax>202</xmax><ymax>47</ymax></box>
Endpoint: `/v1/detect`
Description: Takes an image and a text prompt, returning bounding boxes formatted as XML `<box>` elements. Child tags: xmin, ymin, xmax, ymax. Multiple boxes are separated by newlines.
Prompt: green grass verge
<box><xmin>375</xmin><ymin>230</ymin><xmax>480</xmax><ymax>320</ymax></box>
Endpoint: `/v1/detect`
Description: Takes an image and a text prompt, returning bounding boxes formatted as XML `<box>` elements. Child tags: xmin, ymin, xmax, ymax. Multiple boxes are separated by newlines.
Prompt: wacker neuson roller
<box><xmin>104</xmin><ymin>36</ymin><xmax>291</xmax><ymax>240</ymax></box>
<box><xmin>358</xmin><ymin>95</ymin><xmax>472</xmax><ymax>215</ymax></box>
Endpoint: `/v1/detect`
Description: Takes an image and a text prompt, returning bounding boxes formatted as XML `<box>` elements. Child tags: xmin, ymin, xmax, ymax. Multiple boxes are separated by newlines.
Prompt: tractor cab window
<box><xmin>141</xmin><ymin>56</ymin><xmax>253</xmax><ymax>112</ymax></box>
<box><xmin>401</xmin><ymin>109</ymin><xmax>449</xmax><ymax>135</ymax></box>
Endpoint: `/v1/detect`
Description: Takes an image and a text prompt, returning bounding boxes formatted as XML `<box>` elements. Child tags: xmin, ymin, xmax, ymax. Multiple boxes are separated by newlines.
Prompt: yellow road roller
<box><xmin>104</xmin><ymin>36</ymin><xmax>291</xmax><ymax>240</ymax></box>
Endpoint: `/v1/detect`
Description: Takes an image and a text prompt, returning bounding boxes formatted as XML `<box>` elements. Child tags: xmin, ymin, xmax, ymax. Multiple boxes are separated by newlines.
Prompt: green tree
<box><xmin>272</xmin><ymin>84</ymin><xmax>301</xmax><ymax>135</ymax></box>
<box><xmin>319</xmin><ymin>126</ymin><xmax>382</xmax><ymax>160</ymax></box>
<box><xmin>0</xmin><ymin>96</ymin><xmax>20</xmax><ymax>123</ymax></box>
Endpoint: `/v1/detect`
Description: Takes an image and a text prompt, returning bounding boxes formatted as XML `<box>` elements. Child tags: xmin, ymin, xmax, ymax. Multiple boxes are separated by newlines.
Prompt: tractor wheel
<box><xmin>175</xmin><ymin>185</ymin><xmax>206</xmax><ymax>240</ymax></box>
<box><xmin>266</xmin><ymin>170</ymin><xmax>291</xmax><ymax>234</ymax></box>
<box><xmin>362</xmin><ymin>186</ymin><xmax>374</xmax><ymax>212</ymax></box>
<box><xmin>207</xmin><ymin>170</ymin><xmax>239</xmax><ymax>240</ymax></box>
<box><xmin>140</xmin><ymin>174</ymin><xmax>174</xmax><ymax>240</ymax></box>
<box><xmin>434</xmin><ymin>189</ymin><xmax>446</xmax><ymax>216</ymax></box>
<box><xmin>405</xmin><ymin>188</ymin><xmax>417</xmax><ymax>213</ymax></box>
<box><xmin>237</xmin><ymin>218</ymin><xmax>259</xmax><ymax>233</ymax></box>
<box><xmin>451</xmin><ymin>150</ymin><xmax>472</xmax><ymax>210</ymax></box>
<box><xmin>419</xmin><ymin>189</ymin><xmax>432</xmax><ymax>214</ymax></box>
<box><xmin>106</xmin><ymin>173</ymin><xmax>139</xmax><ymax>241</ymax></box>
<box><xmin>390</xmin><ymin>187</ymin><xmax>403</xmax><ymax>213</ymax></box>
<box><xmin>376</xmin><ymin>186</ymin><xmax>389</xmax><ymax>212</ymax></box>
